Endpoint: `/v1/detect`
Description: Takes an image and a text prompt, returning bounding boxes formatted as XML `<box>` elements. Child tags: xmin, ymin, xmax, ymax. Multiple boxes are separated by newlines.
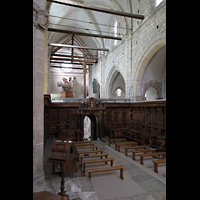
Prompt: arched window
<box><xmin>155</xmin><ymin>0</ymin><xmax>163</xmax><ymax>7</ymax></box>
<box><xmin>117</xmin><ymin>88</ymin><xmax>122</xmax><ymax>97</ymax></box>
<box><xmin>114</xmin><ymin>21</ymin><xmax>117</xmax><ymax>45</ymax></box>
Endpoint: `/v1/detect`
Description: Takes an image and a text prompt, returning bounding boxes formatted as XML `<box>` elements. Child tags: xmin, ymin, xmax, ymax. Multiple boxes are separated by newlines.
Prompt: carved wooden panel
<box><xmin>106</xmin><ymin>108</ymin><xmax>113</xmax><ymax>122</ymax></box>
<box><xmin>44</xmin><ymin>95</ymin><xmax>166</xmax><ymax>151</ymax></box>
<box><xmin>49</xmin><ymin>109</ymin><xmax>58</xmax><ymax>124</ymax></box>
<box><xmin>59</xmin><ymin>109</ymin><xmax>68</xmax><ymax>124</ymax></box>
<box><xmin>68</xmin><ymin>109</ymin><xmax>78</xmax><ymax>123</ymax></box>
<box><xmin>122</xmin><ymin>108</ymin><xmax>129</xmax><ymax>122</ymax></box>
<box><xmin>114</xmin><ymin>108</ymin><xmax>121</xmax><ymax>121</ymax></box>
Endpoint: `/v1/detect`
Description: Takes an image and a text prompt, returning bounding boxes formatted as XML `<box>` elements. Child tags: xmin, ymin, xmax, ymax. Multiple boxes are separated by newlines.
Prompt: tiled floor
<box><xmin>33</xmin><ymin>138</ymin><xmax>166</xmax><ymax>200</ymax></box>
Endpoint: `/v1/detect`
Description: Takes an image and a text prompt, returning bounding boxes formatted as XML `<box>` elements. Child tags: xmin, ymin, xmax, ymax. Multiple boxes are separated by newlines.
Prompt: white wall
<box><xmin>92</xmin><ymin>0</ymin><xmax>166</xmax><ymax>101</ymax></box>
<box><xmin>49</xmin><ymin>68</ymin><xmax>85</xmax><ymax>98</ymax></box>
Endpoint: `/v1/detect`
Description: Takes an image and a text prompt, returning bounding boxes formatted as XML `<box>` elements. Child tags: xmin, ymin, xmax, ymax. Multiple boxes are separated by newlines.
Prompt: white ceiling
<box><xmin>48</xmin><ymin>0</ymin><xmax>137</xmax><ymax>51</ymax></box>
<box><xmin>47</xmin><ymin>0</ymin><xmax>140</xmax><ymax>72</ymax></box>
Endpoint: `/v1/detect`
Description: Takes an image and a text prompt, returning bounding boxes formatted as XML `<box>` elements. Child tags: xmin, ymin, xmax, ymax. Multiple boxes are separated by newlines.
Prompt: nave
<box><xmin>33</xmin><ymin>138</ymin><xmax>166</xmax><ymax>200</ymax></box>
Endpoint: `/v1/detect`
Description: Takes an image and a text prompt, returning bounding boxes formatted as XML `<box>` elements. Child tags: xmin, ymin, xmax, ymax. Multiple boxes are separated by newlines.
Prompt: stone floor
<box><xmin>33</xmin><ymin>138</ymin><xmax>166</xmax><ymax>200</ymax></box>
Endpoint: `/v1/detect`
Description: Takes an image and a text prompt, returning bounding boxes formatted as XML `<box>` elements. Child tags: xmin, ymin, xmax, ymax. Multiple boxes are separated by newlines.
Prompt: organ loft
<box><xmin>33</xmin><ymin>0</ymin><xmax>166</xmax><ymax>199</ymax></box>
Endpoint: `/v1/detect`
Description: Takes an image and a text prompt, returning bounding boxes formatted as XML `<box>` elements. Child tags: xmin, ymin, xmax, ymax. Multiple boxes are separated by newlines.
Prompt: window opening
<box><xmin>117</xmin><ymin>88</ymin><xmax>122</xmax><ymax>97</ymax></box>
<box><xmin>156</xmin><ymin>0</ymin><xmax>163</xmax><ymax>7</ymax></box>
<box><xmin>114</xmin><ymin>21</ymin><xmax>117</xmax><ymax>45</ymax></box>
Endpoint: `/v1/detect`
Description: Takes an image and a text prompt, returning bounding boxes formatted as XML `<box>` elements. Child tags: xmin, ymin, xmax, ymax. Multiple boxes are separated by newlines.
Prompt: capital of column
<box><xmin>33</xmin><ymin>2</ymin><xmax>49</xmax><ymax>30</ymax></box>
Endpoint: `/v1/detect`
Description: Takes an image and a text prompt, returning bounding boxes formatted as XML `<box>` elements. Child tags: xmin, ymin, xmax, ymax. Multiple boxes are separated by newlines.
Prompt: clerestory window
<box><xmin>114</xmin><ymin>21</ymin><xmax>117</xmax><ymax>46</ymax></box>
<box><xmin>155</xmin><ymin>0</ymin><xmax>163</xmax><ymax>7</ymax></box>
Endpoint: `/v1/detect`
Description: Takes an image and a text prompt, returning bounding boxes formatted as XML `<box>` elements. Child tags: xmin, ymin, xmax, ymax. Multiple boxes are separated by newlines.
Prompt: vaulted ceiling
<box><xmin>45</xmin><ymin>0</ymin><xmax>143</xmax><ymax>70</ymax></box>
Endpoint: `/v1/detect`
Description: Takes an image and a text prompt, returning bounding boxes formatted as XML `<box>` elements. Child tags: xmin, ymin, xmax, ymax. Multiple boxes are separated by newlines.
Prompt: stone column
<box><xmin>33</xmin><ymin>2</ymin><xmax>48</xmax><ymax>186</ymax></box>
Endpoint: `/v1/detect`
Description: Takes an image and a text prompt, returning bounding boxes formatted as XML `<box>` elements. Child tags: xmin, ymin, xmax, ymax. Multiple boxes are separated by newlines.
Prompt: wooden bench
<box><xmin>75</xmin><ymin>146</ymin><xmax>99</xmax><ymax>150</ymax></box>
<box><xmin>140</xmin><ymin>152</ymin><xmax>166</xmax><ymax>165</ymax></box>
<box><xmin>77</xmin><ymin>149</ymin><xmax>104</xmax><ymax>159</ymax></box>
<box><xmin>115</xmin><ymin>141</ymin><xmax>138</xmax><ymax>152</ymax></box>
<box><xmin>108</xmin><ymin>138</ymin><xmax>127</xmax><ymax>146</ymax></box>
<box><xmin>152</xmin><ymin>159</ymin><xmax>166</xmax><ymax>173</ymax></box>
<box><xmin>79</xmin><ymin>153</ymin><xmax>109</xmax><ymax>166</ymax></box>
<box><xmin>124</xmin><ymin>145</ymin><xmax>147</xmax><ymax>156</ymax></box>
<box><xmin>132</xmin><ymin>149</ymin><xmax>157</xmax><ymax>160</ymax></box>
<box><xmin>74</xmin><ymin>143</ymin><xmax>95</xmax><ymax>147</ymax></box>
<box><xmin>82</xmin><ymin>158</ymin><xmax>115</xmax><ymax>173</ymax></box>
<box><xmin>86</xmin><ymin>165</ymin><xmax>125</xmax><ymax>180</ymax></box>
<box><xmin>74</xmin><ymin>141</ymin><xmax>92</xmax><ymax>144</ymax></box>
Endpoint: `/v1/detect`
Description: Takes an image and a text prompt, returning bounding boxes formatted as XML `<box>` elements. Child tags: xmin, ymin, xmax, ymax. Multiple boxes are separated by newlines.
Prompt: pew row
<box><xmin>124</xmin><ymin>145</ymin><xmax>148</xmax><ymax>156</ymax></box>
<box><xmin>152</xmin><ymin>159</ymin><xmax>166</xmax><ymax>173</ymax></box>
<box><xmin>86</xmin><ymin>165</ymin><xmax>125</xmax><ymax>180</ymax></box>
<box><xmin>75</xmin><ymin>146</ymin><xmax>99</xmax><ymax>150</ymax></box>
<box><xmin>79</xmin><ymin>153</ymin><xmax>109</xmax><ymax>166</ymax></box>
<box><xmin>132</xmin><ymin>149</ymin><xmax>157</xmax><ymax>160</ymax></box>
<box><xmin>115</xmin><ymin>141</ymin><xmax>138</xmax><ymax>152</ymax></box>
<box><xmin>140</xmin><ymin>152</ymin><xmax>166</xmax><ymax>165</ymax></box>
<box><xmin>108</xmin><ymin>138</ymin><xmax>127</xmax><ymax>146</ymax></box>
<box><xmin>82</xmin><ymin>158</ymin><xmax>115</xmax><ymax>173</ymax></box>
<box><xmin>77</xmin><ymin>150</ymin><xmax>104</xmax><ymax>159</ymax></box>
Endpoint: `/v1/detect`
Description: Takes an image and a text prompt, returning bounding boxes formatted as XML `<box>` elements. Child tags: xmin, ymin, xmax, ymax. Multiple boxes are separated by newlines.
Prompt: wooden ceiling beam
<box><xmin>51</xmin><ymin>53</ymin><xmax>99</xmax><ymax>60</ymax></box>
<box><xmin>50</xmin><ymin>61</ymin><xmax>94</xmax><ymax>65</ymax></box>
<box><xmin>50</xmin><ymin>65</ymin><xmax>84</xmax><ymax>70</ymax></box>
<box><xmin>50</xmin><ymin>57</ymin><xmax>97</xmax><ymax>63</ymax></box>
<box><xmin>48</xmin><ymin>43</ymin><xmax>109</xmax><ymax>51</ymax></box>
<box><xmin>47</xmin><ymin>0</ymin><xmax>144</xmax><ymax>20</ymax></box>
<box><xmin>48</xmin><ymin>28</ymin><xmax>122</xmax><ymax>40</ymax></box>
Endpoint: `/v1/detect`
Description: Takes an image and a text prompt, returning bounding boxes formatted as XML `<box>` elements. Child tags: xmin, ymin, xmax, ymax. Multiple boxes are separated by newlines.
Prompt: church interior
<box><xmin>33</xmin><ymin>0</ymin><xmax>166</xmax><ymax>199</ymax></box>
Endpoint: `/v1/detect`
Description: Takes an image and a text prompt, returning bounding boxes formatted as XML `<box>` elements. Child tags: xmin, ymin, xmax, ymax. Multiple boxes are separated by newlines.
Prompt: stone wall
<box><xmin>93</xmin><ymin>0</ymin><xmax>166</xmax><ymax>101</ymax></box>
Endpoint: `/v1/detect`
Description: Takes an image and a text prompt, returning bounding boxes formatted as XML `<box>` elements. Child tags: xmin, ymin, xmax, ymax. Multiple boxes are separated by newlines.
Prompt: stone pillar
<box><xmin>33</xmin><ymin>1</ymin><xmax>48</xmax><ymax>186</ymax></box>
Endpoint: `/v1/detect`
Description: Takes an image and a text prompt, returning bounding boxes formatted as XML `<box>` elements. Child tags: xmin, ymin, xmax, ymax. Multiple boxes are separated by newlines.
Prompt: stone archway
<box><xmin>133</xmin><ymin>38</ymin><xmax>166</xmax><ymax>101</ymax></box>
<box><xmin>106</xmin><ymin>66</ymin><xmax>126</xmax><ymax>98</ymax></box>
<box><xmin>82</xmin><ymin>114</ymin><xmax>98</xmax><ymax>141</ymax></box>
<box><xmin>143</xmin><ymin>80</ymin><xmax>162</xmax><ymax>100</ymax></box>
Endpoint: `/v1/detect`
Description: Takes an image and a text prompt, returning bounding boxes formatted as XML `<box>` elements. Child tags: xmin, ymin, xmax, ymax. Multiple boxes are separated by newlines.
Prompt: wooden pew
<box><xmin>115</xmin><ymin>141</ymin><xmax>138</xmax><ymax>152</ymax></box>
<box><xmin>86</xmin><ymin>165</ymin><xmax>125</xmax><ymax>180</ymax></box>
<box><xmin>74</xmin><ymin>143</ymin><xmax>95</xmax><ymax>147</ymax></box>
<box><xmin>75</xmin><ymin>146</ymin><xmax>99</xmax><ymax>150</ymax></box>
<box><xmin>152</xmin><ymin>159</ymin><xmax>166</xmax><ymax>173</ymax></box>
<box><xmin>79</xmin><ymin>153</ymin><xmax>109</xmax><ymax>166</ymax></box>
<box><xmin>108</xmin><ymin>138</ymin><xmax>127</xmax><ymax>146</ymax></box>
<box><xmin>132</xmin><ymin>149</ymin><xmax>157</xmax><ymax>160</ymax></box>
<box><xmin>73</xmin><ymin>141</ymin><xmax>92</xmax><ymax>144</ymax></box>
<box><xmin>82</xmin><ymin>158</ymin><xmax>115</xmax><ymax>173</ymax></box>
<box><xmin>140</xmin><ymin>152</ymin><xmax>166</xmax><ymax>165</ymax></box>
<box><xmin>124</xmin><ymin>145</ymin><xmax>147</xmax><ymax>156</ymax></box>
<box><xmin>77</xmin><ymin>149</ymin><xmax>104</xmax><ymax>159</ymax></box>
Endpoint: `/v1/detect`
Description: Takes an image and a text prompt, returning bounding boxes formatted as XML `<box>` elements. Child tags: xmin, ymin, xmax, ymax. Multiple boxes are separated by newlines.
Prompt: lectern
<box><xmin>48</xmin><ymin>137</ymin><xmax>78</xmax><ymax>198</ymax></box>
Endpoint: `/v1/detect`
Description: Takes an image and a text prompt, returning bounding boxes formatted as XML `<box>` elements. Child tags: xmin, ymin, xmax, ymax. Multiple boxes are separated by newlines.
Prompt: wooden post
<box><xmin>72</xmin><ymin>34</ymin><xmax>74</xmax><ymax>63</ymax></box>
<box><xmin>84</xmin><ymin>54</ymin><xmax>86</xmax><ymax>98</ymax></box>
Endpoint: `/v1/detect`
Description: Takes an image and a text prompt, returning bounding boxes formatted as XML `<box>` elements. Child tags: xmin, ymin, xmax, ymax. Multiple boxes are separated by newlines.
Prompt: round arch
<box><xmin>133</xmin><ymin>38</ymin><xmax>166</xmax><ymax>101</ymax></box>
<box><xmin>143</xmin><ymin>80</ymin><xmax>162</xmax><ymax>100</ymax></box>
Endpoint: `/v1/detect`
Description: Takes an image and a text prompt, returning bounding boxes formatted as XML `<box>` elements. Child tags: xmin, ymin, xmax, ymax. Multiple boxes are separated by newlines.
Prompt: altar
<box><xmin>61</xmin><ymin>91</ymin><xmax>73</xmax><ymax>98</ymax></box>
